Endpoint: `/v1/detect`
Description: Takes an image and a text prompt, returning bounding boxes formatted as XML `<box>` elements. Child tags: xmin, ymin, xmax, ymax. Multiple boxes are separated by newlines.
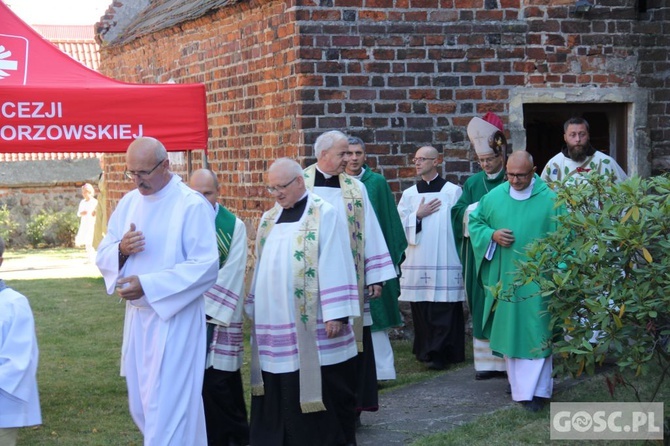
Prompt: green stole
<box><xmin>251</xmin><ymin>195</ymin><xmax>326</xmax><ymax>413</ymax></box>
<box><xmin>303</xmin><ymin>164</ymin><xmax>366</xmax><ymax>351</ymax></box>
<box><xmin>215</xmin><ymin>205</ymin><xmax>237</xmax><ymax>268</ymax></box>
<box><xmin>207</xmin><ymin>205</ymin><xmax>237</xmax><ymax>351</ymax></box>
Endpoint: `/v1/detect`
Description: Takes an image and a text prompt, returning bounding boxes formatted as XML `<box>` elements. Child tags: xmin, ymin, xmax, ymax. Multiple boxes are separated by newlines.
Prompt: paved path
<box><xmin>2</xmin><ymin>251</ymin><xmax>101</xmax><ymax>280</ymax></box>
<box><xmin>356</xmin><ymin>366</ymin><xmax>514</xmax><ymax>445</ymax></box>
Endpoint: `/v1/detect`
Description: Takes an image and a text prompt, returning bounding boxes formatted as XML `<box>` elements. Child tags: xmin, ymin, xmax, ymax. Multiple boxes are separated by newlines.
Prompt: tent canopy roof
<box><xmin>0</xmin><ymin>0</ymin><xmax>208</xmax><ymax>153</ymax></box>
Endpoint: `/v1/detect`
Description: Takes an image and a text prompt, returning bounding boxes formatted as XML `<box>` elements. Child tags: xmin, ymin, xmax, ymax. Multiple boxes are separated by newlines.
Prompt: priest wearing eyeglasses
<box><xmin>451</xmin><ymin>114</ymin><xmax>509</xmax><ymax>381</ymax></box>
<box><xmin>397</xmin><ymin>146</ymin><xmax>465</xmax><ymax>371</ymax></box>
<box><xmin>247</xmin><ymin>157</ymin><xmax>360</xmax><ymax>446</ymax></box>
<box><xmin>96</xmin><ymin>137</ymin><xmax>218</xmax><ymax>445</ymax></box>
<box><xmin>468</xmin><ymin>151</ymin><xmax>564</xmax><ymax>412</ymax></box>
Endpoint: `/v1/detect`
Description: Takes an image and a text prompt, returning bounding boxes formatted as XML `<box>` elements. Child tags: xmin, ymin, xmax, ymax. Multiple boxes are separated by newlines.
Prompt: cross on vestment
<box><xmin>420</xmin><ymin>272</ymin><xmax>431</xmax><ymax>284</ymax></box>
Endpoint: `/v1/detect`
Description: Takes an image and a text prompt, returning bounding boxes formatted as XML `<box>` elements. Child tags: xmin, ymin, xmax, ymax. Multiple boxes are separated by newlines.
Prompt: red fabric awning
<box><xmin>0</xmin><ymin>1</ymin><xmax>208</xmax><ymax>153</ymax></box>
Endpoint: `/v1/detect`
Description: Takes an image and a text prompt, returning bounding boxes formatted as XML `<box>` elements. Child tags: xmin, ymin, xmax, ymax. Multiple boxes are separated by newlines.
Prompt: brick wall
<box><xmin>98</xmin><ymin>0</ymin><xmax>670</xmax><ymax>232</ymax></box>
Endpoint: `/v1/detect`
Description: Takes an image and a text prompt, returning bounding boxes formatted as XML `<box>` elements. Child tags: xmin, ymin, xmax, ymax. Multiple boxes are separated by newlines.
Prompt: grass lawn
<box><xmin>6</xmin><ymin>270</ymin><xmax>668</xmax><ymax>445</ymax></box>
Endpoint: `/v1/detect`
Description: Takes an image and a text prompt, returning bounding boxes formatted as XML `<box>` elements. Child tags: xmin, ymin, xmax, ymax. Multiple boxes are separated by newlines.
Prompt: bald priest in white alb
<box><xmin>398</xmin><ymin>145</ymin><xmax>465</xmax><ymax>371</ymax></box>
<box><xmin>96</xmin><ymin>137</ymin><xmax>219</xmax><ymax>446</ymax></box>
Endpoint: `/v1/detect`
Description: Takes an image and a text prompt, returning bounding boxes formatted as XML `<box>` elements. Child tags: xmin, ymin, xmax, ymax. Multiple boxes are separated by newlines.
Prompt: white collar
<box><xmin>509</xmin><ymin>177</ymin><xmax>535</xmax><ymax>201</ymax></box>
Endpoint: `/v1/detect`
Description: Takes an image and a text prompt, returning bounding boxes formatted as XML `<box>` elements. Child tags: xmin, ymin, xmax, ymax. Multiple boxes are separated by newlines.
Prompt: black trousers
<box><xmin>250</xmin><ymin>357</ymin><xmax>357</xmax><ymax>446</ymax></box>
<box><xmin>202</xmin><ymin>367</ymin><xmax>250</xmax><ymax>446</ymax></box>
<box><xmin>411</xmin><ymin>301</ymin><xmax>465</xmax><ymax>365</ymax></box>
<box><xmin>355</xmin><ymin>326</ymin><xmax>378</xmax><ymax>413</ymax></box>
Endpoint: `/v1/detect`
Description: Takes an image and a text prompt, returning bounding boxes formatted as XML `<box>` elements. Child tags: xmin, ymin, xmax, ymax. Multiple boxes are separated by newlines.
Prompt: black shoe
<box><xmin>427</xmin><ymin>360</ymin><xmax>446</xmax><ymax>370</ymax></box>
<box><xmin>521</xmin><ymin>397</ymin><xmax>547</xmax><ymax>412</ymax></box>
<box><xmin>506</xmin><ymin>384</ymin><xmax>512</xmax><ymax>394</ymax></box>
<box><xmin>475</xmin><ymin>371</ymin><xmax>507</xmax><ymax>380</ymax></box>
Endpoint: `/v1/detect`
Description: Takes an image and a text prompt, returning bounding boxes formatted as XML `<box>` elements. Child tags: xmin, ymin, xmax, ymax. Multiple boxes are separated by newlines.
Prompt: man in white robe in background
<box><xmin>303</xmin><ymin>130</ymin><xmax>397</xmax><ymax>424</ymax></box>
<box><xmin>96</xmin><ymin>137</ymin><xmax>218</xmax><ymax>446</ymax></box>
<box><xmin>398</xmin><ymin>146</ymin><xmax>465</xmax><ymax>370</ymax></box>
<box><xmin>247</xmin><ymin>158</ymin><xmax>360</xmax><ymax>446</ymax></box>
<box><xmin>189</xmin><ymin>169</ymin><xmax>250</xmax><ymax>446</ymax></box>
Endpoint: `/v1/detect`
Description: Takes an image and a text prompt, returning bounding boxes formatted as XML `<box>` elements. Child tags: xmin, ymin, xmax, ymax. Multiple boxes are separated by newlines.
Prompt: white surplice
<box><xmin>397</xmin><ymin>182</ymin><xmax>465</xmax><ymax>302</ymax></box>
<box><xmin>205</xmin><ymin>205</ymin><xmax>247</xmax><ymax>372</ymax></box>
<box><xmin>310</xmin><ymin>178</ymin><xmax>397</xmax><ymax>326</ymax></box>
<box><xmin>96</xmin><ymin>174</ymin><xmax>218</xmax><ymax>446</ymax></box>
<box><xmin>0</xmin><ymin>287</ymin><xmax>41</xmax><ymax>429</ymax></box>
<box><xmin>246</xmin><ymin>193</ymin><xmax>360</xmax><ymax>373</ymax></box>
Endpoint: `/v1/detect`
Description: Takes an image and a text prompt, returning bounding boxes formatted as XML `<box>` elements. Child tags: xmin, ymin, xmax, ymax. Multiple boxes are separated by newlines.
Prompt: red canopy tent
<box><xmin>0</xmin><ymin>1</ymin><xmax>208</xmax><ymax>153</ymax></box>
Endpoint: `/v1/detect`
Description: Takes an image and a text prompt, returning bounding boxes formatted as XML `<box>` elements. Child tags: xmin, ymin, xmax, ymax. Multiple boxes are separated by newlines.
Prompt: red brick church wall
<box><xmin>98</xmin><ymin>0</ymin><xmax>670</xmax><ymax>232</ymax></box>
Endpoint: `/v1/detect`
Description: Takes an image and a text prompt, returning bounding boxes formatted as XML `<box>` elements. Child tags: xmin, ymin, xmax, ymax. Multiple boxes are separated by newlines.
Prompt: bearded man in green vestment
<box><xmin>469</xmin><ymin>151</ymin><xmax>564</xmax><ymax>412</ymax></box>
<box><xmin>451</xmin><ymin>114</ymin><xmax>508</xmax><ymax>381</ymax></box>
<box><xmin>346</xmin><ymin>136</ymin><xmax>407</xmax><ymax>382</ymax></box>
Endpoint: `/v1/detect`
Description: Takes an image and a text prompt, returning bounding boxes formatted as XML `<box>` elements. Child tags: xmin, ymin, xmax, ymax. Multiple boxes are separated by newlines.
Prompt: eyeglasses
<box><xmin>506</xmin><ymin>169</ymin><xmax>534</xmax><ymax>180</ymax></box>
<box><xmin>267</xmin><ymin>176</ymin><xmax>298</xmax><ymax>194</ymax></box>
<box><xmin>412</xmin><ymin>157</ymin><xmax>436</xmax><ymax>163</ymax></box>
<box><xmin>124</xmin><ymin>159</ymin><xmax>165</xmax><ymax>180</ymax></box>
<box><xmin>478</xmin><ymin>155</ymin><xmax>500</xmax><ymax>165</ymax></box>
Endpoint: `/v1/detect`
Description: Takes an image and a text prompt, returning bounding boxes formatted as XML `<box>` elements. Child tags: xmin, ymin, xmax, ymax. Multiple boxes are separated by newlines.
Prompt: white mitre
<box><xmin>467</xmin><ymin>117</ymin><xmax>500</xmax><ymax>158</ymax></box>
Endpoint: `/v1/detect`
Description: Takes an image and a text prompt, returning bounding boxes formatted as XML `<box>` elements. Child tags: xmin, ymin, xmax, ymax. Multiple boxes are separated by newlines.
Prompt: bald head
<box><xmin>414</xmin><ymin>146</ymin><xmax>439</xmax><ymax>180</ymax></box>
<box><xmin>127</xmin><ymin>137</ymin><xmax>167</xmax><ymax>162</ymax></box>
<box><xmin>126</xmin><ymin>137</ymin><xmax>171</xmax><ymax>196</ymax></box>
<box><xmin>189</xmin><ymin>169</ymin><xmax>219</xmax><ymax>208</ymax></box>
<box><xmin>506</xmin><ymin>151</ymin><xmax>535</xmax><ymax>191</ymax></box>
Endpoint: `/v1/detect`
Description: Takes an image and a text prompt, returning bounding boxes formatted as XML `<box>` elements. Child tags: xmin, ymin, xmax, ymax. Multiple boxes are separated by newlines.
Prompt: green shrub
<box><xmin>26</xmin><ymin>210</ymin><xmax>79</xmax><ymax>248</ymax></box>
<box><xmin>0</xmin><ymin>204</ymin><xmax>19</xmax><ymax>244</ymax></box>
<box><xmin>505</xmin><ymin>172</ymin><xmax>670</xmax><ymax>402</ymax></box>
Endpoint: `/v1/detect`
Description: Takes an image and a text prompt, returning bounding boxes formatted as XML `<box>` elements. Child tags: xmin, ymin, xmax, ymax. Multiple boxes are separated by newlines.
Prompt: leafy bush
<box><xmin>26</xmin><ymin>210</ymin><xmax>79</xmax><ymax>248</ymax></box>
<box><xmin>507</xmin><ymin>172</ymin><xmax>670</xmax><ymax>402</ymax></box>
<box><xmin>0</xmin><ymin>204</ymin><xmax>19</xmax><ymax>244</ymax></box>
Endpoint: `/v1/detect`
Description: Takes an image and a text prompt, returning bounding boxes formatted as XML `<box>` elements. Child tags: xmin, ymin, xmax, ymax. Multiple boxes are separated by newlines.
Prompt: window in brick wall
<box><xmin>522</xmin><ymin>103</ymin><xmax>628</xmax><ymax>174</ymax></box>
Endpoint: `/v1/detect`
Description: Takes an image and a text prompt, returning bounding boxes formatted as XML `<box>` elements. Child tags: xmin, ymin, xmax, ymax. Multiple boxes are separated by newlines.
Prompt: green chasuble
<box><xmin>358</xmin><ymin>166</ymin><xmax>408</xmax><ymax>331</ymax></box>
<box><xmin>468</xmin><ymin>177</ymin><xmax>563</xmax><ymax>359</ymax></box>
<box><xmin>450</xmin><ymin>170</ymin><xmax>506</xmax><ymax>339</ymax></box>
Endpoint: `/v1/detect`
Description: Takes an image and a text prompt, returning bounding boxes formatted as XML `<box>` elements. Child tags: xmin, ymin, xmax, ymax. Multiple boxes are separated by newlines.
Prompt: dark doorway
<box><xmin>523</xmin><ymin>103</ymin><xmax>628</xmax><ymax>173</ymax></box>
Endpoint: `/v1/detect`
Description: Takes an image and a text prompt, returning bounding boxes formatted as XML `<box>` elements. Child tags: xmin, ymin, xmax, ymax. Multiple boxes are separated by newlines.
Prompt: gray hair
<box><xmin>347</xmin><ymin>136</ymin><xmax>366</xmax><ymax>151</ymax></box>
<box><xmin>314</xmin><ymin>130</ymin><xmax>348</xmax><ymax>159</ymax></box>
<box><xmin>269</xmin><ymin>157</ymin><xmax>304</xmax><ymax>177</ymax></box>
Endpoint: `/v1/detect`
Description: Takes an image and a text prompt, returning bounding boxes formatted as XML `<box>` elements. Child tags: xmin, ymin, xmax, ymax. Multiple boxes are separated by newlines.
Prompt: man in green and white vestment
<box><xmin>469</xmin><ymin>151</ymin><xmax>564</xmax><ymax>412</ymax></box>
<box><xmin>247</xmin><ymin>158</ymin><xmax>360</xmax><ymax>445</ymax></box>
<box><xmin>304</xmin><ymin>130</ymin><xmax>397</xmax><ymax>420</ymax></box>
<box><xmin>451</xmin><ymin>114</ymin><xmax>508</xmax><ymax>380</ymax></box>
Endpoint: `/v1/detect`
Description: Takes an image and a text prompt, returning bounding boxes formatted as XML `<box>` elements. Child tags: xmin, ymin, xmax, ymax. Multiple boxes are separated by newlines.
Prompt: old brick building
<box><xmin>95</xmin><ymin>0</ymin><xmax>669</xmax><ymax>233</ymax></box>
